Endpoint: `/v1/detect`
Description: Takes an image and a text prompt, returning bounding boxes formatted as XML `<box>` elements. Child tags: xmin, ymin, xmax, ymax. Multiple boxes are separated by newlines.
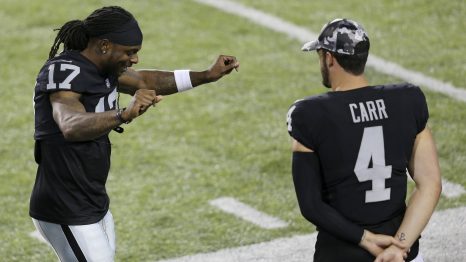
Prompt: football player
<box><xmin>286</xmin><ymin>18</ymin><xmax>441</xmax><ymax>262</ymax></box>
<box><xmin>30</xmin><ymin>6</ymin><xmax>239</xmax><ymax>262</ymax></box>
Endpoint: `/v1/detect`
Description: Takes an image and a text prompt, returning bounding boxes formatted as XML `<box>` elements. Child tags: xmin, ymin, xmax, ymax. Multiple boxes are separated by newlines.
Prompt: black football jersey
<box><xmin>30</xmin><ymin>51</ymin><xmax>119</xmax><ymax>225</ymax></box>
<box><xmin>34</xmin><ymin>51</ymin><xmax>118</xmax><ymax>140</ymax></box>
<box><xmin>287</xmin><ymin>84</ymin><xmax>428</xmax><ymax>225</ymax></box>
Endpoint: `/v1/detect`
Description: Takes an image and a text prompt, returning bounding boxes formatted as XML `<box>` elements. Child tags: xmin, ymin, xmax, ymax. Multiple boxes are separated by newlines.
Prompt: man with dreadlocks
<box><xmin>30</xmin><ymin>6</ymin><xmax>239</xmax><ymax>262</ymax></box>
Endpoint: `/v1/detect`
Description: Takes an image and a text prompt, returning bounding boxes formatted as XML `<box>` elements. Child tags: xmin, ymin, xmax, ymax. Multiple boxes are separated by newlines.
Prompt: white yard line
<box><xmin>209</xmin><ymin>197</ymin><xmax>288</xmax><ymax>229</ymax></box>
<box><xmin>158</xmin><ymin>206</ymin><xmax>466</xmax><ymax>262</ymax></box>
<box><xmin>194</xmin><ymin>0</ymin><xmax>466</xmax><ymax>102</ymax></box>
<box><xmin>408</xmin><ymin>175</ymin><xmax>465</xmax><ymax>199</ymax></box>
<box><xmin>442</xmin><ymin>179</ymin><xmax>466</xmax><ymax>198</ymax></box>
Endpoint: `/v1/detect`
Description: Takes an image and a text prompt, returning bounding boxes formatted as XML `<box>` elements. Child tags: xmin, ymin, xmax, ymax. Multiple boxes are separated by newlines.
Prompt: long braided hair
<box><xmin>48</xmin><ymin>6</ymin><xmax>135</xmax><ymax>59</ymax></box>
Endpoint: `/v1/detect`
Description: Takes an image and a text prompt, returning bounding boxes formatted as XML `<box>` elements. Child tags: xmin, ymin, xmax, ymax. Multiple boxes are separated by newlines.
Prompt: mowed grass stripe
<box><xmin>194</xmin><ymin>0</ymin><xmax>466</xmax><ymax>102</ymax></box>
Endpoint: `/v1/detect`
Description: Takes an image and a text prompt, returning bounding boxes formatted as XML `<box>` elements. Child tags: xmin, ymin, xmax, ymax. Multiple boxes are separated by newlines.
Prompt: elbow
<box><xmin>62</xmin><ymin>130</ymin><xmax>79</xmax><ymax>141</ymax></box>
<box><xmin>60</xmin><ymin>125</ymin><xmax>81</xmax><ymax>141</ymax></box>
<box><xmin>300</xmin><ymin>207</ymin><xmax>318</xmax><ymax>224</ymax></box>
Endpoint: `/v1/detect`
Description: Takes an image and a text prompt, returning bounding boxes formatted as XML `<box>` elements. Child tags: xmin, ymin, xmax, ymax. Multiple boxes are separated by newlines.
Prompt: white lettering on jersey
<box><xmin>286</xmin><ymin>105</ymin><xmax>297</xmax><ymax>132</ymax></box>
<box><xmin>95</xmin><ymin>97</ymin><xmax>105</xmax><ymax>113</ymax></box>
<box><xmin>354</xmin><ymin>126</ymin><xmax>392</xmax><ymax>203</ymax></box>
<box><xmin>95</xmin><ymin>88</ymin><xmax>117</xmax><ymax>113</ymax></box>
<box><xmin>359</xmin><ymin>102</ymin><xmax>369</xmax><ymax>122</ymax></box>
<box><xmin>349</xmin><ymin>99</ymin><xmax>388</xmax><ymax>123</ymax></box>
<box><xmin>107</xmin><ymin>88</ymin><xmax>117</xmax><ymax>109</ymax></box>
<box><xmin>46</xmin><ymin>64</ymin><xmax>80</xmax><ymax>90</ymax></box>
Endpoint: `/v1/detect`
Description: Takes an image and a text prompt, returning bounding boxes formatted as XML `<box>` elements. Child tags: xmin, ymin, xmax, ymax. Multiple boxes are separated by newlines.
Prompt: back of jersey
<box><xmin>287</xmin><ymin>84</ymin><xmax>428</xmax><ymax>225</ymax></box>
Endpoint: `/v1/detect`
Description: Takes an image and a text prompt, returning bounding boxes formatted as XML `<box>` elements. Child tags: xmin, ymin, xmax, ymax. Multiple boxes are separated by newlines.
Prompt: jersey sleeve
<box><xmin>286</xmin><ymin>100</ymin><xmax>320</xmax><ymax>150</ymax></box>
<box><xmin>410</xmin><ymin>85</ymin><xmax>429</xmax><ymax>133</ymax></box>
<box><xmin>292</xmin><ymin>152</ymin><xmax>364</xmax><ymax>244</ymax></box>
<box><xmin>36</xmin><ymin>61</ymin><xmax>87</xmax><ymax>94</ymax></box>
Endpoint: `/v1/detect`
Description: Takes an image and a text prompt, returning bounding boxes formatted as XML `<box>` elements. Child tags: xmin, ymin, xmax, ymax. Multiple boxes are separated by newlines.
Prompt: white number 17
<box><xmin>47</xmin><ymin>64</ymin><xmax>80</xmax><ymax>90</ymax></box>
<box><xmin>354</xmin><ymin>126</ymin><xmax>392</xmax><ymax>203</ymax></box>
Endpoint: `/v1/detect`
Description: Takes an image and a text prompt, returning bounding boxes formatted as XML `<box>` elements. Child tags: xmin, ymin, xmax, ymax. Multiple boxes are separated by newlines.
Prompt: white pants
<box><xmin>411</xmin><ymin>252</ymin><xmax>424</xmax><ymax>262</ymax></box>
<box><xmin>32</xmin><ymin>211</ymin><xmax>115</xmax><ymax>262</ymax></box>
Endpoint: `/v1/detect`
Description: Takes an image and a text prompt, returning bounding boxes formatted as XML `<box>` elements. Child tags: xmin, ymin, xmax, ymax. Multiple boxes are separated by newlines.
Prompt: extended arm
<box><xmin>291</xmin><ymin>139</ymin><xmax>397</xmax><ymax>256</ymax></box>
<box><xmin>375</xmin><ymin>127</ymin><xmax>442</xmax><ymax>261</ymax></box>
<box><xmin>51</xmin><ymin>89</ymin><xmax>160</xmax><ymax>141</ymax></box>
<box><xmin>117</xmin><ymin>55</ymin><xmax>239</xmax><ymax>95</ymax></box>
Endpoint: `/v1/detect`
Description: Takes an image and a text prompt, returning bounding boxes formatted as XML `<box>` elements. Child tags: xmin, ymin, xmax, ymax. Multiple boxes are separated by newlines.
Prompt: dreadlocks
<box><xmin>48</xmin><ymin>6</ymin><xmax>135</xmax><ymax>59</ymax></box>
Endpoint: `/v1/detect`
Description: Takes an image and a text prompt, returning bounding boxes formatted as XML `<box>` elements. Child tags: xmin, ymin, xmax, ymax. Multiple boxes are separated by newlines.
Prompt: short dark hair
<box><xmin>329</xmin><ymin>41</ymin><xmax>370</xmax><ymax>75</ymax></box>
<box><xmin>48</xmin><ymin>6</ymin><xmax>135</xmax><ymax>59</ymax></box>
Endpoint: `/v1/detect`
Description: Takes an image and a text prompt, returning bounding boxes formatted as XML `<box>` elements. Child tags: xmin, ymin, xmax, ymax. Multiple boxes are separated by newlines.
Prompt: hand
<box><xmin>374</xmin><ymin>245</ymin><xmax>408</xmax><ymax>262</ymax></box>
<box><xmin>205</xmin><ymin>55</ymin><xmax>240</xmax><ymax>82</ymax></box>
<box><xmin>123</xmin><ymin>89</ymin><xmax>162</xmax><ymax>121</ymax></box>
<box><xmin>359</xmin><ymin>230</ymin><xmax>398</xmax><ymax>257</ymax></box>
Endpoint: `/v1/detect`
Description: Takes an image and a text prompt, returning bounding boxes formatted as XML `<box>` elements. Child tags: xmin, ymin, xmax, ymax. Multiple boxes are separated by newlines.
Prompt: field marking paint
<box><xmin>408</xmin><ymin>176</ymin><xmax>465</xmax><ymax>199</ymax></box>
<box><xmin>442</xmin><ymin>179</ymin><xmax>466</xmax><ymax>198</ymax></box>
<box><xmin>158</xmin><ymin>206</ymin><xmax>466</xmax><ymax>262</ymax></box>
<box><xmin>209</xmin><ymin>197</ymin><xmax>288</xmax><ymax>229</ymax></box>
<box><xmin>194</xmin><ymin>0</ymin><xmax>466</xmax><ymax>103</ymax></box>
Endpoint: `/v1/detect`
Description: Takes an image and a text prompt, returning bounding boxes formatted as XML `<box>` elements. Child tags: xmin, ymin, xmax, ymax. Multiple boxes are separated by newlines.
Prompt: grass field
<box><xmin>0</xmin><ymin>0</ymin><xmax>465</xmax><ymax>261</ymax></box>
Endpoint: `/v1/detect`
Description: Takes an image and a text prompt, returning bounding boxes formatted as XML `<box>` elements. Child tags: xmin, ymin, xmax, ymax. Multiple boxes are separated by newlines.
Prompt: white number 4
<box><xmin>47</xmin><ymin>64</ymin><xmax>80</xmax><ymax>90</ymax></box>
<box><xmin>354</xmin><ymin>126</ymin><xmax>392</xmax><ymax>203</ymax></box>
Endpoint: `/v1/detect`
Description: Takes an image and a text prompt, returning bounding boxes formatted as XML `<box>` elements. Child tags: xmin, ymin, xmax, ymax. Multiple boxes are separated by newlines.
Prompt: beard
<box><xmin>102</xmin><ymin>60</ymin><xmax>128</xmax><ymax>77</ymax></box>
<box><xmin>321</xmin><ymin>57</ymin><xmax>331</xmax><ymax>88</ymax></box>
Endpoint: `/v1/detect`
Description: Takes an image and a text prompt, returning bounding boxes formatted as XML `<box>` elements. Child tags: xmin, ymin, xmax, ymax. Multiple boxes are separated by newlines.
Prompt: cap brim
<box><xmin>301</xmin><ymin>40</ymin><xmax>320</xmax><ymax>51</ymax></box>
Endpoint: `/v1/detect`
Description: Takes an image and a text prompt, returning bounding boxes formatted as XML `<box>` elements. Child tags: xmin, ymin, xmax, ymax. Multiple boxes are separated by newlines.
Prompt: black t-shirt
<box><xmin>287</xmin><ymin>84</ymin><xmax>428</xmax><ymax>226</ymax></box>
<box><xmin>30</xmin><ymin>50</ymin><xmax>119</xmax><ymax>225</ymax></box>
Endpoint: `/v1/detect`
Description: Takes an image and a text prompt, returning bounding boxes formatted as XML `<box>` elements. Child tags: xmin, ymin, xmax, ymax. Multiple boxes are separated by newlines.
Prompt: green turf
<box><xmin>235</xmin><ymin>0</ymin><xmax>466</xmax><ymax>89</ymax></box>
<box><xmin>0</xmin><ymin>0</ymin><xmax>464</xmax><ymax>260</ymax></box>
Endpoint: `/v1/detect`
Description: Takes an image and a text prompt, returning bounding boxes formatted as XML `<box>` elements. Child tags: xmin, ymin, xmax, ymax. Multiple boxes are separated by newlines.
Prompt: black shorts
<box><xmin>314</xmin><ymin>213</ymin><xmax>419</xmax><ymax>262</ymax></box>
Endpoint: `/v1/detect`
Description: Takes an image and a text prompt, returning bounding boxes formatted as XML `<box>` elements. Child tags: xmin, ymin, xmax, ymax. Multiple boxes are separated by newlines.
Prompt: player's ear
<box><xmin>98</xmin><ymin>39</ymin><xmax>112</xmax><ymax>55</ymax></box>
<box><xmin>326</xmin><ymin>52</ymin><xmax>334</xmax><ymax>67</ymax></box>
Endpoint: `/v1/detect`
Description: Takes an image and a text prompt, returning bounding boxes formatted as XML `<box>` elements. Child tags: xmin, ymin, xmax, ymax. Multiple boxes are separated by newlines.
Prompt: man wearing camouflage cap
<box><xmin>286</xmin><ymin>18</ymin><xmax>441</xmax><ymax>261</ymax></box>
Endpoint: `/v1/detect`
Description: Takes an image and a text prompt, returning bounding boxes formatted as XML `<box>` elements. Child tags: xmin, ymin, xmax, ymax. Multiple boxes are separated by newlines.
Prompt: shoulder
<box><xmin>36</xmin><ymin>51</ymin><xmax>104</xmax><ymax>93</ymax></box>
<box><xmin>287</xmin><ymin>93</ymin><xmax>329</xmax><ymax>132</ymax></box>
<box><xmin>379</xmin><ymin>83</ymin><xmax>427</xmax><ymax>107</ymax></box>
<box><xmin>378</xmin><ymin>83</ymin><xmax>424</xmax><ymax>96</ymax></box>
<box><xmin>289</xmin><ymin>93</ymin><xmax>330</xmax><ymax>117</ymax></box>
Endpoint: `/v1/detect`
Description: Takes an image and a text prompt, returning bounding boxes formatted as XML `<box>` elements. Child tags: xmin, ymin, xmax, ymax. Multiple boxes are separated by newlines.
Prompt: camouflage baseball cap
<box><xmin>302</xmin><ymin>18</ymin><xmax>369</xmax><ymax>55</ymax></box>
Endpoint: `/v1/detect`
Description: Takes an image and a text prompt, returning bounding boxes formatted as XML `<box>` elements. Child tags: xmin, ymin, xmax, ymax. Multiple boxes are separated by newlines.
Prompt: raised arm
<box><xmin>51</xmin><ymin>89</ymin><xmax>160</xmax><ymax>141</ymax></box>
<box><xmin>117</xmin><ymin>55</ymin><xmax>239</xmax><ymax>95</ymax></box>
<box><xmin>375</xmin><ymin>127</ymin><xmax>442</xmax><ymax>261</ymax></box>
<box><xmin>291</xmin><ymin>139</ymin><xmax>398</xmax><ymax>256</ymax></box>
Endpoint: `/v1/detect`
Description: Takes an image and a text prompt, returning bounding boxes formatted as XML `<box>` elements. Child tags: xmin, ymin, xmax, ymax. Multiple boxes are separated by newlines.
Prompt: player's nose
<box><xmin>130</xmin><ymin>54</ymin><xmax>139</xmax><ymax>65</ymax></box>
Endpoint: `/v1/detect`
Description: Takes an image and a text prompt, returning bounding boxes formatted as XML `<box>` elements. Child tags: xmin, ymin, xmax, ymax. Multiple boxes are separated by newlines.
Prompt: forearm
<box><xmin>394</xmin><ymin>184</ymin><xmax>441</xmax><ymax>248</ymax></box>
<box><xmin>54</xmin><ymin>108</ymin><xmax>123</xmax><ymax>141</ymax></box>
<box><xmin>119</xmin><ymin>69</ymin><xmax>212</xmax><ymax>96</ymax></box>
<box><xmin>292</xmin><ymin>152</ymin><xmax>364</xmax><ymax>244</ymax></box>
<box><xmin>396</xmin><ymin>127</ymin><xmax>442</xmax><ymax>249</ymax></box>
<box><xmin>150</xmin><ymin>70</ymin><xmax>212</xmax><ymax>95</ymax></box>
<box><xmin>118</xmin><ymin>55</ymin><xmax>238</xmax><ymax>95</ymax></box>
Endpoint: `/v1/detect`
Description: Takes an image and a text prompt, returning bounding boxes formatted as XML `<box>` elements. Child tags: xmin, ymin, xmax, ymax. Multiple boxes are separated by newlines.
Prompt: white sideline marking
<box><xmin>158</xmin><ymin>207</ymin><xmax>466</xmax><ymax>262</ymax></box>
<box><xmin>29</xmin><ymin>230</ymin><xmax>48</xmax><ymax>244</ymax></box>
<box><xmin>408</xmin><ymin>175</ymin><xmax>465</xmax><ymax>199</ymax></box>
<box><xmin>442</xmin><ymin>179</ymin><xmax>466</xmax><ymax>198</ymax></box>
<box><xmin>209</xmin><ymin>197</ymin><xmax>288</xmax><ymax>229</ymax></box>
<box><xmin>194</xmin><ymin>0</ymin><xmax>466</xmax><ymax>102</ymax></box>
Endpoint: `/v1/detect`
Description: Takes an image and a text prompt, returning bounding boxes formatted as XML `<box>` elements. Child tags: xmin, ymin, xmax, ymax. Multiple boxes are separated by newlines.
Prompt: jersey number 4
<box><xmin>354</xmin><ymin>126</ymin><xmax>392</xmax><ymax>203</ymax></box>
